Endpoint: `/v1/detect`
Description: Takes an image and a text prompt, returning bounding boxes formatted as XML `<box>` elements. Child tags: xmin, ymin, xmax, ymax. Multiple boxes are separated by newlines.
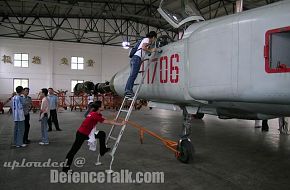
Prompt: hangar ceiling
<box><xmin>0</xmin><ymin>0</ymin><xmax>281</xmax><ymax>46</ymax></box>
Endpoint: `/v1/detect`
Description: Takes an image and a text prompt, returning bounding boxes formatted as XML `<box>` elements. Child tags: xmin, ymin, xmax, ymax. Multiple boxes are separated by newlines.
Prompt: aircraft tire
<box><xmin>262</xmin><ymin>120</ymin><xmax>269</xmax><ymax>131</ymax></box>
<box><xmin>193</xmin><ymin>113</ymin><xmax>204</xmax><ymax>119</ymax></box>
<box><xmin>177</xmin><ymin>139</ymin><xmax>194</xmax><ymax>163</ymax></box>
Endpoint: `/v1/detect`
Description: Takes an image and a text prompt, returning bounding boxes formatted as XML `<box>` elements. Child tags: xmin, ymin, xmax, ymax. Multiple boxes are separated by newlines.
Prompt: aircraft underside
<box><xmin>147</xmin><ymin>98</ymin><xmax>290</xmax><ymax>120</ymax></box>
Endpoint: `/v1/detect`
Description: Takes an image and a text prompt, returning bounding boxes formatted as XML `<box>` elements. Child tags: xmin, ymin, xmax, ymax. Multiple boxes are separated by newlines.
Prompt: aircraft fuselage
<box><xmin>111</xmin><ymin>1</ymin><xmax>290</xmax><ymax>119</ymax></box>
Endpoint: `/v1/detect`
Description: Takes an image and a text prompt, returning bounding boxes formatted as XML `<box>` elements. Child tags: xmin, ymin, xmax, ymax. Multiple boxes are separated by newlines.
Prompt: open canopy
<box><xmin>158</xmin><ymin>0</ymin><xmax>205</xmax><ymax>28</ymax></box>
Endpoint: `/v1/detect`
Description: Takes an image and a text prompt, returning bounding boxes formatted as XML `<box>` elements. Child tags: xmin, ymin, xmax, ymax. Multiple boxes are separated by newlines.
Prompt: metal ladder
<box><xmin>95</xmin><ymin>60</ymin><xmax>150</xmax><ymax>173</ymax></box>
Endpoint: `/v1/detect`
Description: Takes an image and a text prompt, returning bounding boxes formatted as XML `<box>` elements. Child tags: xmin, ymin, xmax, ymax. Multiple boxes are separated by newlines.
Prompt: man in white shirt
<box><xmin>124</xmin><ymin>31</ymin><xmax>157</xmax><ymax>97</ymax></box>
<box><xmin>84</xmin><ymin>91</ymin><xmax>94</xmax><ymax>117</ymax></box>
<box><xmin>87</xmin><ymin>92</ymin><xmax>94</xmax><ymax>104</ymax></box>
<box><xmin>12</xmin><ymin>86</ymin><xmax>26</xmax><ymax>148</ymax></box>
<box><xmin>39</xmin><ymin>88</ymin><xmax>50</xmax><ymax>145</ymax></box>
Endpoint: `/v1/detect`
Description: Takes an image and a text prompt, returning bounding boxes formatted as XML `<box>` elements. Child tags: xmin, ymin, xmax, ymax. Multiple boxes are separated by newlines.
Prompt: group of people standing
<box><xmin>11</xmin><ymin>86</ymin><xmax>61</xmax><ymax>148</ymax></box>
<box><xmin>11</xmin><ymin>30</ymin><xmax>157</xmax><ymax>171</ymax></box>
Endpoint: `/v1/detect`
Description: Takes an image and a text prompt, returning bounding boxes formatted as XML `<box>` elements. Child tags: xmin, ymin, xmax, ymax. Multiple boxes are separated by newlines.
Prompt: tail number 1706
<box><xmin>142</xmin><ymin>53</ymin><xmax>180</xmax><ymax>84</ymax></box>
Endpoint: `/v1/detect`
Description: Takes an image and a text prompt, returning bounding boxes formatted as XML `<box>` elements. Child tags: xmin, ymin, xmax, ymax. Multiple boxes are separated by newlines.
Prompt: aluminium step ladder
<box><xmin>95</xmin><ymin>60</ymin><xmax>151</xmax><ymax>173</ymax></box>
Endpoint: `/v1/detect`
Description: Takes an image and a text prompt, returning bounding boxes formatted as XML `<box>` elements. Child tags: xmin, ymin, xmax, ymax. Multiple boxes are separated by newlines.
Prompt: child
<box><xmin>63</xmin><ymin>100</ymin><xmax>125</xmax><ymax>172</ymax></box>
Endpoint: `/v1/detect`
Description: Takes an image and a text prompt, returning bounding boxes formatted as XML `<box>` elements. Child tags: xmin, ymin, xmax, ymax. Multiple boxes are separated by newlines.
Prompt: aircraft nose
<box><xmin>109</xmin><ymin>73</ymin><xmax>117</xmax><ymax>94</ymax></box>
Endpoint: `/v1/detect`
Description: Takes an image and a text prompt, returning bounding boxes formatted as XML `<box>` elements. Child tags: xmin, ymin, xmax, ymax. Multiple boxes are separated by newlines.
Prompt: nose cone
<box><xmin>103</xmin><ymin>65</ymin><xmax>130</xmax><ymax>97</ymax></box>
<box><xmin>109</xmin><ymin>73</ymin><xmax>117</xmax><ymax>94</ymax></box>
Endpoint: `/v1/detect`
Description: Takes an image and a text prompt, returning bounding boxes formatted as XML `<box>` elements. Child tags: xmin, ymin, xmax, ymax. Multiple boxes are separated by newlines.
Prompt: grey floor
<box><xmin>0</xmin><ymin>108</ymin><xmax>290</xmax><ymax>190</ymax></box>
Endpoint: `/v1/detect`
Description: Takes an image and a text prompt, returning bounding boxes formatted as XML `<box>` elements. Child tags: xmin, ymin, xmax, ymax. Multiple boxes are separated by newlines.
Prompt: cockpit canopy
<box><xmin>158</xmin><ymin>0</ymin><xmax>205</xmax><ymax>28</ymax></box>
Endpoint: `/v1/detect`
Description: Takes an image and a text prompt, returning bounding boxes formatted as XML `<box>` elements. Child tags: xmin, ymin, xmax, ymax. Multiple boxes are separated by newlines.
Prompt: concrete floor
<box><xmin>0</xmin><ymin>108</ymin><xmax>290</xmax><ymax>190</ymax></box>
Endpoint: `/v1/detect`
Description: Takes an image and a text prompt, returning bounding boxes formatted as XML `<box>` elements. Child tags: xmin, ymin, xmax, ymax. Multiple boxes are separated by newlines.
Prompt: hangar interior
<box><xmin>0</xmin><ymin>0</ymin><xmax>290</xmax><ymax>190</ymax></box>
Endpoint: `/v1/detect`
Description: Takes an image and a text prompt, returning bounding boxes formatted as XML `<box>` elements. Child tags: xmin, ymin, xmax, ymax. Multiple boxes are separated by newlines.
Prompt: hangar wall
<box><xmin>0</xmin><ymin>37</ymin><xmax>129</xmax><ymax>98</ymax></box>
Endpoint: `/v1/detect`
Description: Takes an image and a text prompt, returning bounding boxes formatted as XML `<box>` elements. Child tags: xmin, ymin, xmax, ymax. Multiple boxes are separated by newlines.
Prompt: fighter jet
<box><xmin>79</xmin><ymin>0</ymin><xmax>290</xmax><ymax>163</ymax></box>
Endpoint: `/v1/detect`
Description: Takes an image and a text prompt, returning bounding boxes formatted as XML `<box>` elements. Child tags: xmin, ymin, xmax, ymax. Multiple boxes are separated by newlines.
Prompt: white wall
<box><xmin>0</xmin><ymin>37</ymin><xmax>129</xmax><ymax>99</ymax></box>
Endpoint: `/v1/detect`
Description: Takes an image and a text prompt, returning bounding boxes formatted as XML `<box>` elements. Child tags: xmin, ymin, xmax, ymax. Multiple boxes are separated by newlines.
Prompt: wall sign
<box><xmin>60</xmin><ymin>57</ymin><xmax>68</xmax><ymax>65</ymax></box>
<box><xmin>32</xmin><ymin>56</ymin><xmax>41</xmax><ymax>64</ymax></box>
<box><xmin>2</xmin><ymin>55</ymin><xmax>12</xmax><ymax>64</ymax></box>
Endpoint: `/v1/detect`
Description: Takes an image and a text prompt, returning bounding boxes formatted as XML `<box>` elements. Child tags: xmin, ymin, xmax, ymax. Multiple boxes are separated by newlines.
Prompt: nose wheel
<box><xmin>177</xmin><ymin>107</ymin><xmax>196</xmax><ymax>163</ymax></box>
<box><xmin>176</xmin><ymin>138</ymin><xmax>194</xmax><ymax>163</ymax></box>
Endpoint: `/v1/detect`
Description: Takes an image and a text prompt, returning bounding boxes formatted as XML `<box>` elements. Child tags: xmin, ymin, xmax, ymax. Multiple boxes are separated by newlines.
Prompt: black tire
<box><xmin>193</xmin><ymin>113</ymin><xmax>204</xmax><ymax>119</ymax></box>
<box><xmin>177</xmin><ymin>139</ymin><xmax>194</xmax><ymax>163</ymax></box>
<box><xmin>262</xmin><ymin>120</ymin><xmax>269</xmax><ymax>131</ymax></box>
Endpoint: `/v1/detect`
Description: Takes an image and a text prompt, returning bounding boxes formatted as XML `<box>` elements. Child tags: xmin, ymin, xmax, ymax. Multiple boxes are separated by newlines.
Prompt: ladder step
<box><xmin>109</xmin><ymin>136</ymin><xmax>117</xmax><ymax>141</ymax></box>
<box><xmin>120</xmin><ymin>109</ymin><xmax>129</xmax><ymax>113</ymax></box>
<box><xmin>134</xmin><ymin>83</ymin><xmax>140</xmax><ymax>86</ymax></box>
<box><xmin>138</xmin><ymin>71</ymin><xmax>145</xmax><ymax>73</ymax></box>
<box><xmin>125</xmin><ymin>96</ymin><xmax>134</xmax><ymax>100</ymax></box>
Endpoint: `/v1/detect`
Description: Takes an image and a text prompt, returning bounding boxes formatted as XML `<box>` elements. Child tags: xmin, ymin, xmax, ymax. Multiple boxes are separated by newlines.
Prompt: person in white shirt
<box><xmin>12</xmin><ymin>86</ymin><xmax>26</xmax><ymax>148</ymax></box>
<box><xmin>87</xmin><ymin>92</ymin><xmax>94</xmax><ymax>104</ymax></box>
<box><xmin>84</xmin><ymin>92</ymin><xmax>95</xmax><ymax>118</ymax></box>
<box><xmin>39</xmin><ymin>88</ymin><xmax>50</xmax><ymax>145</ymax></box>
<box><xmin>124</xmin><ymin>31</ymin><xmax>157</xmax><ymax>97</ymax></box>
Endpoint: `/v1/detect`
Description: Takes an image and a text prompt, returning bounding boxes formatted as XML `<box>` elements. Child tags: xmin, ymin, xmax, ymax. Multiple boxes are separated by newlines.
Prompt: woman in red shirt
<box><xmin>63</xmin><ymin>101</ymin><xmax>125</xmax><ymax>172</ymax></box>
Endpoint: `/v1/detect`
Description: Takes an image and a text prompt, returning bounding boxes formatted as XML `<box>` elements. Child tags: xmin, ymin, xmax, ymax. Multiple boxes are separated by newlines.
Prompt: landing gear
<box><xmin>177</xmin><ymin>138</ymin><xmax>194</xmax><ymax>163</ymax></box>
<box><xmin>254</xmin><ymin>120</ymin><xmax>262</xmax><ymax>128</ymax></box>
<box><xmin>279</xmin><ymin>117</ymin><xmax>289</xmax><ymax>135</ymax></box>
<box><xmin>193</xmin><ymin>113</ymin><xmax>204</xmax><ymax>119</ymax></box>
<box><xmin>176</xmin><ymin>108</ymin><xmax>194</xmax><ymax>163</ymax></box>
<box><xmin>262</xmin><ymin>120</ymin><xmax>269</xmax><ymax>131</ymax></box>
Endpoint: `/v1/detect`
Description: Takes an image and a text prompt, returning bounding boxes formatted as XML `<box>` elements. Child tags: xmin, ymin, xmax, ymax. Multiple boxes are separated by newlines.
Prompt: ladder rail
<box><xmin>96</xmin><ymin>60</ymin><xmax>152</xmax><ymax>170</ymax></box>
<box><xmin>109</xmin><ymin>60</ymin><xmax>151</xmax><ymax>156</ymax></box>
<box><xmin>105</xmin><ymin>95</ymin><xmax>130</xmax><ymax>144</ymax></box>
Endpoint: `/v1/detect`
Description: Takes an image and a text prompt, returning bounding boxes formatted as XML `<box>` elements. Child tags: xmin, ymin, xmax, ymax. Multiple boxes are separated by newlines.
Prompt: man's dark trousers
<box><xmin>48</xmin><ymin>109</ymin><xmax>60</xmax><ymax>130</ymax></box>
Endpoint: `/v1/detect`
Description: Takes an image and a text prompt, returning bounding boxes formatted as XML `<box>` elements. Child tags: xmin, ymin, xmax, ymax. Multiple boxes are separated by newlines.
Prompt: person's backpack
<box><xmin>129</xmin><ymin>38</ymin><xmax>144</xmax><ymax>58</ymax></box>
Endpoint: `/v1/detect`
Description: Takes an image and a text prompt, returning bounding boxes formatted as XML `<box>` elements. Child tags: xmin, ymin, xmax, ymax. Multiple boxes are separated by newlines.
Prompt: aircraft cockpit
<box><xmin>157</xmin><ymin>0</ymin><xmax>204</xmax><ymax>28</ymax></box>
<box><xmin>156</xmin><ymin>35</ymin><xmax>175</xmax><ymax>48</ymax></box>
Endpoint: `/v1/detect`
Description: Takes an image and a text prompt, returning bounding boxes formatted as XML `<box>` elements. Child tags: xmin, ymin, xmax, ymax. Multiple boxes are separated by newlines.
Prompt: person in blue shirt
<box><xmin>12</xmin><ymin>86</ymin><xmax>26</xmax><ymax>148</ymax></box>
<box><xmin>47</xmin><ymin>88</ymin><xmax>62</xmax><ymax>131</ymax></box>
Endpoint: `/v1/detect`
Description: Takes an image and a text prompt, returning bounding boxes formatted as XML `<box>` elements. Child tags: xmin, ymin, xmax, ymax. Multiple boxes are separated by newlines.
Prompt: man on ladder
<box><xmin>124</xmin><ymin>31</ymin><xmax>157</xmax><ymax>97</ymax></box>
<box><xmin>95</xmin><ymin>31</ymin><xmax>158</xmax><ymax>173</ymax></box>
